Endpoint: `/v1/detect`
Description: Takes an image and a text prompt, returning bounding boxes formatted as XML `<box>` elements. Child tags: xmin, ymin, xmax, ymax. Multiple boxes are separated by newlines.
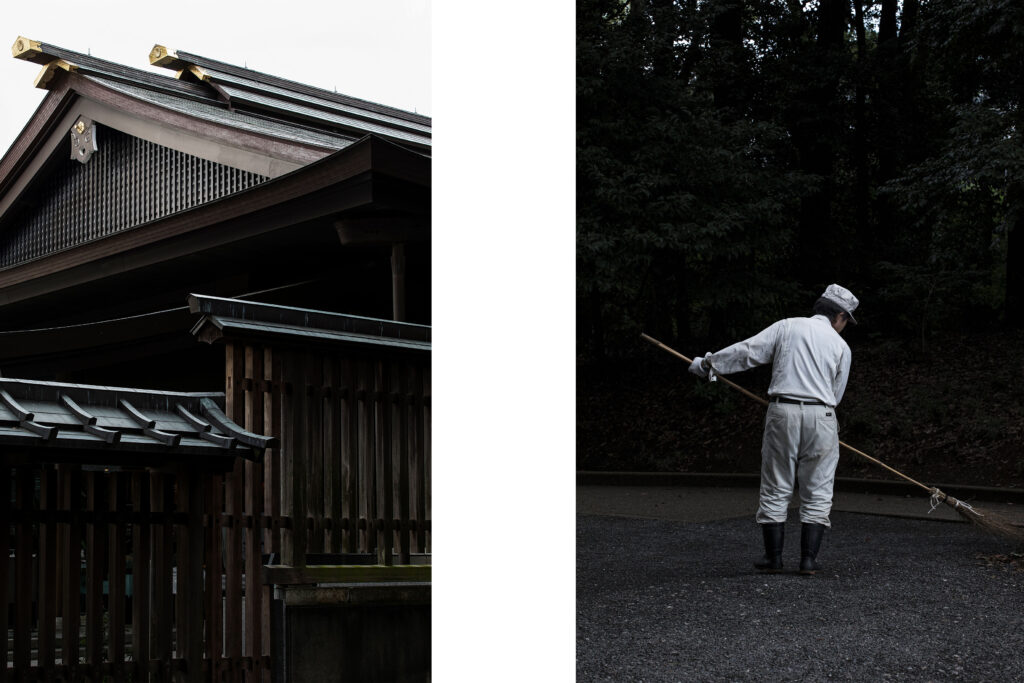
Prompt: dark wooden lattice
<box><xmin>0</xmin><ymin>126</ymin><xmax>268</xmax><ymax>268</ymax></box>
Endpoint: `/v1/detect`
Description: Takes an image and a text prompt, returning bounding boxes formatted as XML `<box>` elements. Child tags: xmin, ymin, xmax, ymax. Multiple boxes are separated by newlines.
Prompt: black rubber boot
<box><xmin>754</xmin><ymin>522</ymin><xmax>785</xmax><ymax>573</ymax></box>
<box><xmin>799</xmin><ymin>522</ymin><xmax>827</xmax><ymax>575</ymax></box>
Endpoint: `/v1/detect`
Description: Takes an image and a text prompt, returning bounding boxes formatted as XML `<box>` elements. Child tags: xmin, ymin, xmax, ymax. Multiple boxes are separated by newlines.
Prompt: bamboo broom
<box><xmin>641</xmin><ymin>332</ymin><xmax>1024</xmax><ymax>546</ymax></box>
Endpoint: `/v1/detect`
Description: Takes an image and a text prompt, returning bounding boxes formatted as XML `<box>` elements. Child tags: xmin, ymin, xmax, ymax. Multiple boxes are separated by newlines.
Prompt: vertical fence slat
<box><xmin>205</xmin><ymin>473</ymin><xmax>223</xmax><ymax>680</ymax></box>
<box><xmin>0</xmin><ymin>465</ymin><xmax>8</xmax><ymax>683</ymax></box>
<box><xmin>328</xmin><ymin>357</ymin><xmax>343</xmax><ymax>555</ymax></box>
<box><xmin>322</xmin><ymin>356</ymin><xmax>335</xmax><ymax>555</ymax></box>
<box><xmin>309</xmin><ymin>353</ymin><xmax>325</xmax><ymax>555</ymax></box>
<box><xmin>38</xmin><ymin>466</ymin><xmax>58</xmax><ymax>675</ymax></box>
<box><xmin>225</xmin><ymin>343</ymin><xmax>245</xmax><ymax>677</ymax></box>
<box><xmin>280</xmin><ymin>352</ymin><xmax>295</xmax><ymax>566</ymax></box>
<box><xmin>109</xmin><ymin>473</ymin><xmax>126</xmax><ymax>681</ymax></box>
<box><xmin>424</xmin><ymin>364</ymin><xmax>432</xmax><ymax>554</ymax></box>
<box><xmin>264</xmin><ymin>348</ymin><xmax>279</xmax><ymax>661</ymax></box>
<box><xmin>282</xmin><ymin>351</ymin><xmax>307</xmax><ymax>568</ymax></box>
<box><xmin>151</xmin><ymin>473</ymin><xmax>173</xmax><ymax>682</ymax></box>
<box><xmin>225</xmin><ymin>462</ymin><xmax>244</xmax><ymax>677</ymax></box>
<box><xmin>185</xmin><ymin>472</ymin><xmax>205</xmax><ymax>683</ymax></box>
<box><xmin>358</xmin><ymin>360</ymin><xmax>374</xmax><ymax>555</ymax></box>
<box><xmin>376</xmin><ymin>361</ymin><xmax>393</xmax><ymax>565</ymax></box>
<box><xmin>412</xmin><ymin>364</ymin><xmax>426</xmax><ymax>554</ymax></box>
<box><xmin>86</xmin><ymin>472</ymin><xmax>109</xmax><ymax>676</ymax></box>
<box><xmin>265</xmin><ymin>348</ymin><xmax>281</xmax><ymax>559</ymax></box>
<box><xmin>132</xmin><ymin>472</ymin><xmax>151</xmax><ymax>682</ymax></box>
<box><xmin>14</xmin><ymin>469</ymin><xmax>33</xmax><ymax>673</ymax></box>
<box><xmin>175</xmin><ymin>472</ymin><xmax>188</xmax><ymax>663</ymax></box>
<box><xmin>244</xmin><ymin>345</ymin><xmax>265</xmax><ymax>682</ymax></box>
<box><xmin>397</xmin><ymin>364</ymin><xmax>411</xmax><ymax>564</ymax></box>
<box><xmin>61</xmin><ymin>468</ymin><xmax>81</xmax><ymax>674</ymax></box>
<box><xmin>343</xmin><ymin>358</ymin><xmax>359</xmax><ymax>554</ymax></box>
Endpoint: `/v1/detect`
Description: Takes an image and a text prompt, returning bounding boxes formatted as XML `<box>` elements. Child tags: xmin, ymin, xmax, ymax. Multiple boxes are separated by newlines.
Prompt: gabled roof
<box><xmin>0</xmin><ymin>37</ymin><xmax>429</xmax><ymax>210</ymax></box>
<box><xmin>0</xmin><ymin>376</ymin><xmax>275</xmax><ymax>467</ymax></box>
<box><xmin>13</xmin><ymin>37</ymin><xmax>430</xmax><ymax>149</ymax></box>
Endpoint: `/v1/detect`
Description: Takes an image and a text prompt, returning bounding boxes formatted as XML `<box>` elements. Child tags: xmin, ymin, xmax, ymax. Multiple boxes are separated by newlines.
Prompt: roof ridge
<box><xmin>12</xmin><ymin>37</ymin><xmax>214</xmax><ymax>99</ymax></box>
<box><xmin>168</xmin><ymin>48</ymin><xmax>430</xmax><ymax>125</ymax></box>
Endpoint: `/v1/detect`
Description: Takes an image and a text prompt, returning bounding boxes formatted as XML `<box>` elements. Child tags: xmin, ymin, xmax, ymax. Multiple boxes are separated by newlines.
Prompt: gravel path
<box><xmin>577</xmin><ymin>512</ymin><xmax>1024</xmax><ymax>682</ymax></box>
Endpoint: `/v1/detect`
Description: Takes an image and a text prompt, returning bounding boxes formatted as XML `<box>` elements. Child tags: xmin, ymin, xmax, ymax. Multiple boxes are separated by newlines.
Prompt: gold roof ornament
<box><xmin>33</xmin><ymin>59</ymin><xmax>77</xmax><ymax>89</ymax></box>
<box><xmin>11</xmin><ymin>36</ymin><xmax>44</xmax><ymax>62</ymax></box>
<box><xmin>187</xmin><ymin>65</ymin><xmax>211</xmax><ymax>82</ymax></box>
<box><xmin>149</xmin><ymin>44</ymin><xmax>184</xmax><ymax>69</ymax></box>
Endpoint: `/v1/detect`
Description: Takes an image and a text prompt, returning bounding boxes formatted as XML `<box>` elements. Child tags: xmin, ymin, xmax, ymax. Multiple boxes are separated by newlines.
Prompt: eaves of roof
<box><xmin>0</xmin><ymin>376</ymin><xmax>275</xmax><ymax>466</ymax></box>
<box><xmin>189</xmin><ymin>294</ymin><xmax>431</xmax><ymax>353</ymax></box>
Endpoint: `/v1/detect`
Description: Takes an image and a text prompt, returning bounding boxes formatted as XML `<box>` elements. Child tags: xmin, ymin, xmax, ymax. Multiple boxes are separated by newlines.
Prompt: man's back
<box><xmin>768</xmin><ymin>315</ymin><xmax>851</xmax><ymax>406</ymax></box>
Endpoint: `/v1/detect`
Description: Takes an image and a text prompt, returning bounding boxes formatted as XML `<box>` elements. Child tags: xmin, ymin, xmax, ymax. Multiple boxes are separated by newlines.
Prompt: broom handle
<box><xmin>640</xmin><ymin>333</ymin><xmax>935</xmax><ymax>494</ymax></box>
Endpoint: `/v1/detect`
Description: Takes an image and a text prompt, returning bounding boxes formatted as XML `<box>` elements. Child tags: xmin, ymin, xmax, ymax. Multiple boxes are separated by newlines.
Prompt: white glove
<box><xmin>688</xmin><ymin>354</ymin><xmax>718</xmax><ymax>382</ymax></box>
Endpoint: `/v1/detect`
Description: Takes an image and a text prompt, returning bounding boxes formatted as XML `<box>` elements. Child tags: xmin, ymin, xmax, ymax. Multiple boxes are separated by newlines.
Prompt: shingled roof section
<box><xmin>0</xmin><ymin>377</ymin><xmax>276</xmax><ymax>467</ymax></box>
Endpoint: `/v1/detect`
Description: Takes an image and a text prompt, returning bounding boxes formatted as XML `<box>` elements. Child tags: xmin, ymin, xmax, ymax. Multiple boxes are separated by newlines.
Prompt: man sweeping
<box><xmin>688</xmin><ymin>284</ymin><xmax>859</xmax><ymax>575</ymax></box>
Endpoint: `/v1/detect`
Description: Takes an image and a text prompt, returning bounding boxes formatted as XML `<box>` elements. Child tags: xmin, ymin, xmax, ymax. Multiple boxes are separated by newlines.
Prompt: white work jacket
<box><xmin>707</xmin><ymin>315</ymin><xmax>851</xmax><ymax>406</ymax></box>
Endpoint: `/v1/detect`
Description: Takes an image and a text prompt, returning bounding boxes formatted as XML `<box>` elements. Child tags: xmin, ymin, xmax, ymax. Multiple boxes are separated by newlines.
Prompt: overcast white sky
<box><xmin>0</xmin><ymin>1</ymin><xmax>431</xmax><ymax>155</ymax></box>
<box><xmin>0</xmin><ymin>3</ymin><xmax>575</xmax><ymax>679</ymax></box>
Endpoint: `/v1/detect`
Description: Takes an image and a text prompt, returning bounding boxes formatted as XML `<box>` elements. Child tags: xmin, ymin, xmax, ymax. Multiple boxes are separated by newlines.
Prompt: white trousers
<box><xmin>756</xmin><ymin>402</ymin><xmax>840</xmax><ymax>526</ymax></box>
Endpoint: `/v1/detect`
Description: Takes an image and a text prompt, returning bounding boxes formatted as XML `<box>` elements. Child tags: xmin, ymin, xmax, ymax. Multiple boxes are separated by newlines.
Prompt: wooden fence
<box><xmin>3</xmin><ymin>339</ymin><xmax>431</xmax><ymax>681</ymax></box>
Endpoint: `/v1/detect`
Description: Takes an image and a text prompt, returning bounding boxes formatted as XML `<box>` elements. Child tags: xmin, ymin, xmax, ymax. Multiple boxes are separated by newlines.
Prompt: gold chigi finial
<box><xmin>11</xmin><ymin>36</ymin><xmax>43</xmax><ymax>61</ymax></box>
<box><xmin>149</xmin><ymin>44</ymin><xmax>181</xmax><ymax>67</ymax></box>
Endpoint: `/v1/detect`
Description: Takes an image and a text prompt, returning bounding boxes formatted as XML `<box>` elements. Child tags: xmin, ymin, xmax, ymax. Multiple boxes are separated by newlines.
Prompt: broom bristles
<box><xmin>936</xmin><ymin>489</ymin><xmax>1024</xmax><ymax>547</ymax></box>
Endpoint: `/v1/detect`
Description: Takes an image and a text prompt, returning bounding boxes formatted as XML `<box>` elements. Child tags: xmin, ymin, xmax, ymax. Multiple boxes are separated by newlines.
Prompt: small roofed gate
<box><xmin>189</xmin><ymin>295</ymin><xmax>432</xmax><ymax>683</ymax></box>
<box><xmin>0</xmin><ymin>380</ymin><xmax>275</xmax><ymax>683</ymax></box>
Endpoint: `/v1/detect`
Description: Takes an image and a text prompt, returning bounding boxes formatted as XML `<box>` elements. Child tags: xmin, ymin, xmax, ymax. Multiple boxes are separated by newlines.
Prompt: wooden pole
<box><xmin>640</xmin><ymin>333</ymin><xmax>934</xmax><ymax>494</ymax></box>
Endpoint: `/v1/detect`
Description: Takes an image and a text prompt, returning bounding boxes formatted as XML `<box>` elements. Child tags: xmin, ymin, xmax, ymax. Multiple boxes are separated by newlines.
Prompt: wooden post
<box><xmin>391</xmin><ymin>242</ymin><xmax>406</xmax><ymax>322</ymax></box>
<box><xmin>343</xmin><ymin>357</ymin><xmax>359</xmax><ymax>554</ymax></box>
<box><xmin>397</xmin><ymin>363</ymin><xmax>411</xmax><ymax>564</ymax></box>
<box><xmin>205</xmin><ymin>473</ymin><xmax>223</xmax><ymax>680</ymax></box>
<box><xmin>62</xmin><ymin>468</ymin><xmax>82</xmax><ymax>676</ymax></box>
<box><xmin>358</xmin><ymin>359</ymin><xmax>374</xmax><ymax>555</ymax></box>
<box><xmin>413</xmin><ymin>364</ymin><xmax>427</xmax><ymax>554</ymax></box>
<box><xmin>225</xmin><ymin>343</ymin><xmax>245</xmax><ymax>677</ymax></box>
<box><xmin>132</xmin><ymin>472</ymin><xmax>151</xmax><ymax>682</ymax></box>
<box><xmin>109</xmin><ymin>473</ymin><xmax>127</xmax><ymax>680</ymax></box>
<box><xmin>14</xmin><ymin>469</ymin><xmax>33</xmax><ymax>673</ymax></box>
<box><xmin>185</xmin><ymin>471</ymin><xmax>205</xmax><ymax>683</ymax></box>
<box><xmin>244</xmin><ymin>345</ymin><xmax>266</xmax><ymax>681</ymax></box>
<box><xmin>309</xmin><ymin>351</ymin><xmax>325</xmax><ymax>555</ymax></box>
<box><xmin>376</xmin><ymin>361</ymin><xmax>393</xmax><ymax>566</ymax></box>
<box><xmin>38</xmin><ymin>466</ymin><xmax>58</xmax><ymax>677</ymax></box>
<box><xmin>151</xmin><ymin>473</ymin><xmax>173</xmax><ymax>681</ymax></box>
<box><xmin>0</xmin><ymin>464</ymin><xmax>8</xmax><ymax>683</ymax></box>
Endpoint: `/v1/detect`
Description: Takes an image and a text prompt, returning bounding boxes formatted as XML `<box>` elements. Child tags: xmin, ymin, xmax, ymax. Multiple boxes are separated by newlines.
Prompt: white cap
<box><xmin>822</xmin><ymin>284</ymin><xmax>859</xmax><ymax>324</ymax></box>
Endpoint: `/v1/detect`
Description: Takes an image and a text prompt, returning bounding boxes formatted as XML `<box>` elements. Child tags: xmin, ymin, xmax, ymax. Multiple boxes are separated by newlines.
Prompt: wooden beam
<box><xmin>34</xmin><ymin>59</ymin><xmax>78</xmax><ymax>90</ymax></box>
<box><xmin>335</xmin><ymin>216</ymin><xmax>428</xmax><ymax>245</ymax></box>
<box><xmin>262</xmin><ymin>564</ymin><xmax>430</xmax><ymax>586</ymax></box>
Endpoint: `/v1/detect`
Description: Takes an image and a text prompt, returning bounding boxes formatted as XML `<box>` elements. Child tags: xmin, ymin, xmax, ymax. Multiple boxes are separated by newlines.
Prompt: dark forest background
<box><xmin>576</xmin><ymin>0</ymin><xmax>1024</xmax><ymax>487</ymax></box>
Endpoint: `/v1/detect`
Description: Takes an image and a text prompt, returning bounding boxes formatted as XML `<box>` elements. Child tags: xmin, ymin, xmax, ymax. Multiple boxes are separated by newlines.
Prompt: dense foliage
<box><xmin>577</xmin><ymin>0</ymin><xmax>1024</xmax><ymax>361</ymax></box>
